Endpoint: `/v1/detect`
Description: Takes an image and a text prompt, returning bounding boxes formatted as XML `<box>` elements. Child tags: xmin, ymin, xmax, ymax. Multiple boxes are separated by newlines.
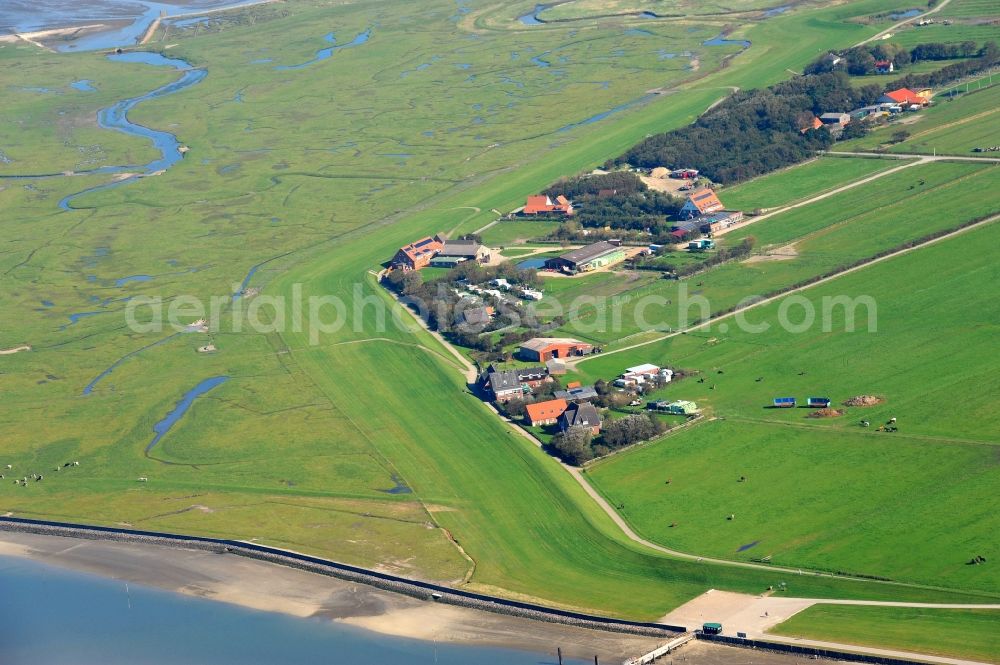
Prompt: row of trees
<box><xmin>806</xmin><ymin>41</ymin><xmax>990</xmax><ymax>77</ymax></box>
<box><xmin>613</xmin><ymin>73</ymin><xmax>879</xmax><ymax>184</ymax></box>
<box><xmin>610</xmin><ymin>38</ymin><xmax>996</xmax><ymax>186</ymax></box>
<box><xmin>546</xmin><ymin>221</ymin><xmax>695</xmax><ymax>246</ymax></box>
<box><xmin>894</xmin><ymin>41</ymin><xmax>1000</xmax><ymax>91</ymax></box>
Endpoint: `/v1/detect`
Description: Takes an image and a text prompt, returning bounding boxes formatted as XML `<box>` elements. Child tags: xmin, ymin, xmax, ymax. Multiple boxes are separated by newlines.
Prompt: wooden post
<box><xmin>557</xmin><ymin>647</ymin><xmax>563</xmax><ymax>665</ymax></box>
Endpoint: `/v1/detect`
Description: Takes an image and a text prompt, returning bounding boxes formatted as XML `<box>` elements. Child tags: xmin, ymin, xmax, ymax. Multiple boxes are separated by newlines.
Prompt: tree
<box><xmin>551</xmin><ymin>427</ymin><xmax>594</xmax><ymax>465</ymax></box>
<box><xmin>601</xmin><ymin>414</ymin><xmax>655</xmax><ymax>449</ymax></box>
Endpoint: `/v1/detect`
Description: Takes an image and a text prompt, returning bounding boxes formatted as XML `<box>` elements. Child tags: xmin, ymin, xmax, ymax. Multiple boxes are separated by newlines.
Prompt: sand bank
<box><xmin>0</xmin><ymin>531</ymin><xmax>663</xmax><ymax>662</ymax></box>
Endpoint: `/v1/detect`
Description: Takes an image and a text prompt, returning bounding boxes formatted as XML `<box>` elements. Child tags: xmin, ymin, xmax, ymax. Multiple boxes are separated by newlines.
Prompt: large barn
<box><xmin>545</xmin><ymin>241</ymin><xmax>626</xmax><ymax>273</ymax></box>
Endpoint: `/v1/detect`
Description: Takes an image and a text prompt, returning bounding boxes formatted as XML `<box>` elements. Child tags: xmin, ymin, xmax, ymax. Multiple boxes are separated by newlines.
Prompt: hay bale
<box><xmin>650</xmin><ymin>166</ymin><xmax>669</xmax><ymax>179</ymax></box>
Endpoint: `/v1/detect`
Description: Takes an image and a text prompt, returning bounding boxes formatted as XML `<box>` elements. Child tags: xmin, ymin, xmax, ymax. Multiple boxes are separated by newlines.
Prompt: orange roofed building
<box><xmin>524</xmin><ymin>194</ymin><xmax>574</xmax><ymax>216</ymax></box>
<box><xmin>525</xmin><ymin>398</ymin><xmax>569</xmax><ymax>426</ymax></box>
<box><xmin>391</xmin><ymin>235</ymin><xmax>444</xmax><ymax>270</ymax></box>
<box><xmin>680</xmin><ymin>188</ymin><xmax>724</xmax><ymax>218</ymax></box>
<box><xmin>879</xmin><ymin>88</ymin><xmax>926</xmax><ymax>106</ymax></box>
<box><xmin>800</xmin><ymin>115</ymin><xmax>824</xmax><ymax>133</ymax></box>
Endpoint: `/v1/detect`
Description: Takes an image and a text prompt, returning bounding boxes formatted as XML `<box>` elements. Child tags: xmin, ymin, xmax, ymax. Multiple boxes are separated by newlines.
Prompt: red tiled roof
<box><xmin>524</xmin><ymin>194</ymin><xmax>573</xmax><ymax>215</ymax></box>
<box><xmin>684</xmin><ymin>188</ymin><xmax>724</xmax><ymax>214</ymax></box>
<box><xmin>884</xmin><ymin>88</ymin><xmax>922</xmax><ymax>105</ymax></box>
<box><xmin>526</xmin><ymin>399</ymin><xmax>568</xmax><ymax>424</ymax></box>
<box><xmin>396</xmin><ymin>236</ymin><xmax>443</xmax><ymax>265</ymax></box>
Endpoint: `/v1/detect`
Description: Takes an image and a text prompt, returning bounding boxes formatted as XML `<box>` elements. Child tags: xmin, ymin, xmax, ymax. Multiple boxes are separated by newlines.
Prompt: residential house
<box><xmin>874</xmin><ymin>59</ymin><xmax>894</xmax><ymax>74</ymax></box>
<box><xmin>545</xmin><ymin>241</ymin><xmax>626</xmax><ymax>273</ymax></box>
<box><xmin>457</xmin><ymin>305</ymin><xmax>494</xmax><ymax>327</ymax></box>
<box><xmin>391</xmin><ymin>236</ymin><xmax>444</xmax><ymax>270</ymax></box>
<box><xmin>486</xmin><ymin>364</ymin><xmax>551</xmax><ymax>390</ymax></box>
<box><xmin>559</xmin><ymin>402</ymin><xmax>602</xmax><ymax>435</ymax></box>
<box><xmin>518</xmin><ymin>338</ymin><xmax>594</xmax><ymax>362</ymax></box>
<box><xmin>523</xmin><ymin>194</ymin><xmax>574</xmax><ymax>216</ymax></box>
<box><xmin>486</xmin><ymin>370</ymin><xmax>525</xmax><ymax>402</ymax></box>
<box><xmin>515</xmin><ymin>366</ymin><xmax>551</xmax><ymax>389</ymax></box>
<box><xmin>679</xmin><ymin>188</ymin><xmax>725</xmax><ymax>218</ymax></box>
<box><xmin>525</xmin><ymin>399</ymin><xmax>568</xmax><ymax>426</ymax></box>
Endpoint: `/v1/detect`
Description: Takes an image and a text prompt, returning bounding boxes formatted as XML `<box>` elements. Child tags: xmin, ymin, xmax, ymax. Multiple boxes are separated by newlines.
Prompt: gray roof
<box><xmin>561</xmin><ymin>402</ymin><xmax>601</xmax><ymax>428</ymax></box>
<box><xmin>488</xmin><ymin>370</ymin><xmax>521</xmax><ymax>392</ymax></box>
<box><xmin>820</xmin><ymin>112</ymin><xmax>849</xmax><ymax>122</ymax></box>
<box><xmin>555</xmin><ymin>241</ymin><xmax>620</xmax><ymax>266</ymax></box>
<box><xmin>441</xmin><ymin>240</ymin><xmax>484</xmax><ymax>257</ymax></box>
<box><xmin>554</xmin><ymin>386</ymin><xmax>598</xmax><ymax>402</ymax></box>
<box><xmin>460</xmin><ymin>307</ymin><xmax>492</xmax><ymax>325</ymax></box>
<box><xmin>671</xmin><ymin>219</ymin><xmax>702</xmax><ymax>232</ymax></box>
<box><xmin>516</xmin><ymin>366</ymin><xmax>549</xmax><ymax>381</ymax></box>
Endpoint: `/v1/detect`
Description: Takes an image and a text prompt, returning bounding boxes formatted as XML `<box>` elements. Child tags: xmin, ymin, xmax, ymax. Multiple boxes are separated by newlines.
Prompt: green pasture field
<box><xmin>839</xmin><ymin>84</ymin><xmax>1000</xmax><ymax>155</ymax></box>
<box><xmin>582</xmin><ymin>220</ymin><xmax>1000</xmax><ymax>592</ymax></box>
<box><xmin>2</xmin><ymin>0</ymin><xmax>996</xmax><ymax>621</ymax></box>
<box><xmin>770</xmin><ymin>605</ymin><xmax>1000</xmax><ymax>663</ymax></box>
<box><xmin>848</xmin><ymin>59</ymin><xmax>958</xmax><ymax>88</ymax></box>
<box><xmin>542</xmin><ymin>161</ymin><xmax>998</xmax><ymax>346</ymax></box>
<box><xmin>718</xmin><ymin>157</ymin><xmax>900</xmax><ymax>210</ymax></box>
<box><xmin>887</xmin><ymin>23</ymin><xmax>1000</xmax><ymax>48</ymax></box>
<box><xmin>935</xmin><ymin>0</ymin><xmax>1000</xmax><ymax>18</ymax></box>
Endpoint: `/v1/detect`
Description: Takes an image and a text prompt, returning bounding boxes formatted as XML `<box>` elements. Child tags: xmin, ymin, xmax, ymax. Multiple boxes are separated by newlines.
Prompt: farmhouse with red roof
<box><xmin>525</xmin><ymin>399</ymin><xmax>568</xmax><ymax>426</ymax></box>
<box><xmin>679</xmin><ymin>187</ymin><xmax>725</xmax><ymax>218</ymax></box>
<box><xmin>879</xmin><ymin>88</ymin><xmax>926</xmax><ymax>106</ymax></box>
<box><xmin>391</xmin><ymin>235</ymin><xmax>444</xmax><ymax>270</ymax></box>
<box><xmin>523</xmin><ymin>194</ymin><xmax>574</xmax><ymax>216</ymax></box>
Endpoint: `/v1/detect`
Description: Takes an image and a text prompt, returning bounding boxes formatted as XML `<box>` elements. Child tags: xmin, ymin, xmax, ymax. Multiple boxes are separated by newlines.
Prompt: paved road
<box><xmin>828</xmin><ymin>151</ymin><xmax>1000</xmax><ymax>163</ymax></box>
<box><xmin>854</xmin><ymin>0</ymin><xmax>954</xmax><ymax>47</ymax></box>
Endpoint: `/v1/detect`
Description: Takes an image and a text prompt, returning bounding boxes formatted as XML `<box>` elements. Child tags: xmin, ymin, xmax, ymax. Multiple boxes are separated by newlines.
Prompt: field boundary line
<box><xmin>574</xmin><ymin>212</ymin><xmax>1000</xmax><ymax>366</ymax></box>
<box><xmin>712</xmin><ymin>156</ymin><xmax>926</xmax><ymax>239</ymax></box>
